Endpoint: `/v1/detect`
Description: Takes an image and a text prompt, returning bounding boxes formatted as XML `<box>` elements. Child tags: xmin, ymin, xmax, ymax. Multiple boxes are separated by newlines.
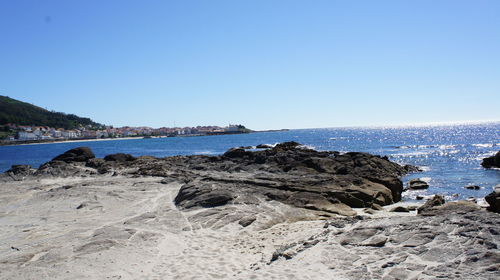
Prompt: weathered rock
<box><xmin>238</xmin><ymin>216</ymin><xmax>256</xmax><ymax>227</ymax></box>
<box><xmin>390</xmin><ymin>206</ymin><xmax>410</xmax><ymax>213</ymax></box>
<box><xmin>173</xmin><ymin>143</ymin><xmax>413</xmax><ymax>215</ymax></box>
<box><xmin>222</xmin><ymin>148</ymin><xmax>253</xmax><ymax>158</ymax></box>
<box><xmin>418</xmin><ymin>200</ymin><xmax>481</xmax><ymax>216</ymax></box>
<box><xmin>407</xmin><ymin>179</ymin><xmax>429</xmax><ymax>190</ymax></box>
<box><xmin>7</xmin><ymin>165</ymin><xmax>33</xmax><ymax>176</ymax></box>
<box><xmin>85</xmin><ymin>158</ymin><xmax>105</xmax><ymax>169</ymax></box>
<box><xmin>2</xmin><ymin>165</ymin><xmax>34</xmax><ymax>181</ymax></box>
<box><xmin>35</xmin><ymin>160</ymin><xmax>91</xmax><ymax>177</ymax></box>
<box><xmin>256</xmin><ymin>144</ymin><xmax>273</xmax><ymax>149</ymax></box>
<box><xmin>403</xmin><ymin>164</ymin><xmax>422</xmax><ymax>173</ymax></box>
<box><xmin>485</xmin><ymin>185</ymin><xmax>500</xmax><ymax>213</ymax></box>
<box><xmin>481</xmin><ymin>151</ymin><xmax>500</xmax><ymax>168</ymax></box>
<box><xmin>371</xmin><ymin>203</ymin><xmax>383</xmax><ymax>210</ymax></box>
<box><xmin>51</xmin><ymin>147</ymin><xmax>95</xmax><ymax>163</ymax></box>
<box><xmin>417</xmin><ymin>195</ymin><xmax>445</xmax><ymax>215</ymax></box>
<box><xmin>8</xmin><ymin>142</ymin><xmax>416</xmax><ymax>217</ymax></box>
<box><xmin>272</xmin><ymin>141</ymin><xmax>302</xmax><ymax>151</ymax></box>
<box><xmin>174</xmin><ymin>182</ymin><xmax>233</xmax><ymax>208</ymax></box>
<box><xmin>104</xmin><ymin>153</ymin><xmax>136</xmax><ymax>162</ymax></box>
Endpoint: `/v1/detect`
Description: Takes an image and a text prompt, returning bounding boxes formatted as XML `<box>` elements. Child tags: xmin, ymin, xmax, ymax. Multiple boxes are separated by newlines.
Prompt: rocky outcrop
<box><xmin>485</xmin><ymin>185</ymin><xmax>500</xmax><ymax>213</ymax></box>
<box><xmin>481</xmin><ymin>151</ymin><xmax>500</xmax><ymax>168</ymax></box>
<box><xmin>104</xmin><ymin>153</ymin><xmax>136</xmax><ymax>162</ymax></box>
<box><xmin>407</xmin><ymin>178</ymin><xmax>429</xmax><ymax>190</ymax></box>
<box><xmin>4</xmin><ymin>142</ymin><xmax>416</xmax><ymax>217</ymax></box>
<box><xmin>465</xmin><ymin>185</ymin><xmax>481</xmax><ymax>190</ymax></box>
<box><xmin>256</xmin><ymin>144</ymin><xmax>273</xmax><ymax>149</ymax></box>
<box><xmin>417</xmin><ymin>195</ymin><xmax>445</xmax><ymax>215</ymax></box>
<box><xmin>6</xmin><ymin>164</ymin><xmax>33</xmax><ymax>176</ymax></box>
<box><xmin>313</xmin><ymin>201</ymin><xmax>500</xmax><ymax>279</ymax></box>
<box><xmin>170</xmin><ymin>142</ymin><xmax>412</xmax><ymax>215</ymax></box>
<box><xmin>52</xmin><ymin>147</ymin><xmax>95</xmax><ymax>162</ymax></box>
<box><xmin>3</xmin><ymin>165</ymin><xmax>34</xmax><ymax>181</ymax></box>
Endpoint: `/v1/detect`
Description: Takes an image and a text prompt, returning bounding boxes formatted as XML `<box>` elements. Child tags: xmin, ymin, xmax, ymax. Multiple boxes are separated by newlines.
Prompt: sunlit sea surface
<box><xmin>1</xmin><ymin>122</ymin><xmax>499</xmax><ymax>201</ymax></box>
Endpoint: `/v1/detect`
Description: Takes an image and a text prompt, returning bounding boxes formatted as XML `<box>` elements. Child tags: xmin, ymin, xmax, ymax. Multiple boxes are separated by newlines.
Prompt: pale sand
<box><xmin>0</xmin><ymin>176</ymin><xmax>336</xmax><ymax>279</ymax></box>
<box><xmin>1</xmin><ymin>176</ymin><xmax>498</xmax><ymax>279</ymax></box>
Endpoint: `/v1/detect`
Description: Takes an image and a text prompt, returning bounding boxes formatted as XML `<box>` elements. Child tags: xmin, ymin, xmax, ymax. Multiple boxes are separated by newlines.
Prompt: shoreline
<box><xmin>0</xmin><ymin>143</ymin><xmax>498</xmax><ymax>279</ymax></box>
<box><xmin>0</xmin><ymin>136</ymin><xmax>144</xmax><ymax>147</ymax></box>
<box><xmin>0</xmin><ymin>130</ymin><xmax>289</xmax><ymax>147</ymax></box>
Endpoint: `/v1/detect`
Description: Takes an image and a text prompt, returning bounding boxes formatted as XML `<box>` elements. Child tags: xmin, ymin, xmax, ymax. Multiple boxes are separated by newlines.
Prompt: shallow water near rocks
<box><xmin>1</xmin><ymin>122</ymin><xmax>499</xmax><ymax>200</ymax></box>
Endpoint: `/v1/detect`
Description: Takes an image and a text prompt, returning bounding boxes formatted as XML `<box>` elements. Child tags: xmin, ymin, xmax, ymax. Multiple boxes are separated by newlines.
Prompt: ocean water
<box><xmin>1</xmin><ymin>123</ymin><xmax>499</xmax><ymax>201</ymax></box>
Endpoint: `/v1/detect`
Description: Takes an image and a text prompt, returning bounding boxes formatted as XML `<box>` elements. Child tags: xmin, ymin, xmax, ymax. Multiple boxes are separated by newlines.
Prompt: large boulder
<box><xmin>407</xmin><ymin>179</ymin><xmax>429</xmax><ymax>190</ymax></box>
<box><xmin>104</xmin><ymin>153</ymin><xmax>136</xmax><ymax>162</ymax></box>
<box><xmin>418</xmin><ymin>200</ymin><xmax>481</xmax><ymax>217</ymax></box>
<box><xmin>173</xmin><ymin>142</ymin><xmax>415</xmax><ymax>216</ymax></box>
<box><xmin>33</xmin><ymin>147</ymin><xmax>96</xmax><ymax>177</ymax></box>
<box><xmin>481</xmin><ymin>151</ymin><xmax>500</xmax><ymax>168</ymax></box>
<box><xmin>485</xmin><ymin>185</ymin><xmax>500</xmax><ymax>213</ymax></box>
<box><xmin>417</xmin><ymin>195</ymin><xmax>445</xmax><ymax>215</ymax></box>
<box><xmin>3</xmin><ymin>165</ymin><xmax>34</xmax><ymax>180</ymax></box>
<box><xmin>51</xmin><ymin>147</ymin><xmax>95</xmax><ymax>163</ymax></box>
<box><xmin>222</xmin><ymin>148</ymin><xmax>253</xmax><ymax>159</ymax></box>
<box><xmin>6</xmin><ymin>165</ymin><xmax>33</xmax><ymax>176</ymax></box>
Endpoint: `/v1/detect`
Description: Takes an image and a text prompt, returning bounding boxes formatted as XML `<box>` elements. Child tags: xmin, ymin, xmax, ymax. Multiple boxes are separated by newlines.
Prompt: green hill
<box><xmin>0</xmin><ymin>95</ymin><xmax>104</xmax><ymax>130</ymax></box>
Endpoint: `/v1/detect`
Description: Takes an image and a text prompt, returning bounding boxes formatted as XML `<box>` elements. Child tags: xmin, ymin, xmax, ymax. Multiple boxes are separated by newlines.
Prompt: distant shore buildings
<box><xmin>4</xmin><ymin>123</ymin><xmax>249</xmax><ymax>142</ymax></box>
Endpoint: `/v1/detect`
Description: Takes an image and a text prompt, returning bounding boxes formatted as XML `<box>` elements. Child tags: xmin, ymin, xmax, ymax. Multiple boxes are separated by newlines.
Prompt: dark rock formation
<box><xmin>35</xmin><ymin>160</ymin><xmax>92</xmax><ymax>177</ymax></box>
<box><xmin>6</xmin><ymin>165</ymin><xmax>32</xmax><ymax>176</ymax></box>
<box><xmin>481</xmin><ymin>151</ymin><xmax>500</xmax><ymax>168</ymax></box>
<box><xmin>418</xmin><ymin>200</ymin><xmax>481</xmax><ymax>216</ymax></box>
<box><xmin>407</xmin><ymin>179</ymin><xmax>429</xmax><ymax>190</ymax></box>
<box><xmin>485</xmin><ymin>185</ymin><xmax>500</xmax><ymax>213</ymax></box>
<box><xmin>5</xmin><ymin>142</ymin><xmax>417</xmax><ymax>216</ymax></box>
<box><xmin>104</xmin><ymin>153</ymin><xmax>136</xmax><ymax>162</ymax></box>
<box><xmin>51</xmin><ymin>147</ymin><xmax>95</xmax><ymax>163</ymax></box>
<box><xmin>4</xmin><ymin>165</ymin><xmax>34</xmax><ymax>180</ymax></box>
<box><xmin>390</xmin><ymin>206</ymin><xmax>410</xmax><ymax>213</ymax></box>
<box><xmin>238</xmin><ymin>216</ymin><xmax>256</xmax><ymax>227</ymax></box>
<box><xmin>170</xmin><ymin>142</ymin><xmax>413</xmax><ymax>215</ymax></box>
<box><xmin>417</xmin><ymin>195</ymin><xmax>445</xmax><ymax>215</ymax></box>
<box><xmin>464</xmin><ymin>185</ymin><xmax>480</xmax><ymax>190</ymax></box>
<box><xmin>222</xmin><ymin>148</ymin><xmax>253</xmax><ymax>158</ymax></box>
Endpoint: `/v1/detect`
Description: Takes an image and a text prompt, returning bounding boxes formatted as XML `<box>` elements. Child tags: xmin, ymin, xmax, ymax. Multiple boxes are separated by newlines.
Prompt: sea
<box><xmin>1</xmin><ymin>122</ymin><xmax>499</xmax><ymax>201</ymax></box>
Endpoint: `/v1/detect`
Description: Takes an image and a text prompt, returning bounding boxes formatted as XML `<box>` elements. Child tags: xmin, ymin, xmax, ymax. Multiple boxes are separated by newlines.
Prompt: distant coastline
<box><xmin>0</xmin><ymin>129</ymin><xmax>290</xmax><ymax>146</ymax></box>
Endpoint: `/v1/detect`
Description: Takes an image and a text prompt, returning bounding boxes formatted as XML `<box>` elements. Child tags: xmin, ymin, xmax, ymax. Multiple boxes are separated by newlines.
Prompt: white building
<box><xmin>16</xmin><ymin>131</ymin><xmax>37</xmax><ymax>140</ymax></box>
<box><xmin>62</xmin><ymin>130</ymin><xmax>78</xmax><ymax>139</ymax></box>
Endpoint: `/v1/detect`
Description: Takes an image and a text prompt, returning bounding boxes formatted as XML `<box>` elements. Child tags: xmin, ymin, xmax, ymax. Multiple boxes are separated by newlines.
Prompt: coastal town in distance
<box><xmin>1</xmin><ymin>123</ymin><xmax>252</xmax><ymax>144</ymax></box>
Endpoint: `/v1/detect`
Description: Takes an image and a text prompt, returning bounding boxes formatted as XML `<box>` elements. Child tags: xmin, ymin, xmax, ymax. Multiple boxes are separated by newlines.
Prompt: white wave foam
<box><xmin>397</xmin><ymin>144</ymin><xmax>460</xmax><ymax>150</ymax></box>
<box><xmin>472</xmin><ymin>143</ymin><xmax>494</xmax><ymax>148</ymax></box>
<box><xmin>419</xmin><ymin>166</ymin><xmax>431</xmax><ymax>172</ymax></box>
<box><xmin>194</xmin><ymin>151</ymin><xmax>216</xmax><ymax>155</ymax></box>
<box><xmin>300</xmin><ymin>144</ymin><xmax>316</xmax><ymax>150</ymax></box>
<box><xmin>419</xmin><ymin>177</ymin><xmax>432</xmax><ymax>182</ymax></box>
<box><xmin>392</xmin><ymin>151</ymin><xmax>432</xmax><ymax>157</ymax></box>
<box><xmin>438</xmin><ymin>145</ymin><xmax>456</xmax><ymax>150</ymax></box>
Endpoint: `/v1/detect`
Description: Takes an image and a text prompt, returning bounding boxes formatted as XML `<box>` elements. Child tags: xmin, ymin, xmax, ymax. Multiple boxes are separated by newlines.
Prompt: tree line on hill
<box><xmin>0</xmin><ymin>95</ymin><xmax>104</xmax><ymax>131</ymax></box>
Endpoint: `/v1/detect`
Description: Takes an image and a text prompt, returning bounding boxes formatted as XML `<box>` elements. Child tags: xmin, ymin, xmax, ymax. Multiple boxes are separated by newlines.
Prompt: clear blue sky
<box><xmin>1</xmin><ymin>0</ymin><xmax>499</xmax><ymax>130</ymax></box>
